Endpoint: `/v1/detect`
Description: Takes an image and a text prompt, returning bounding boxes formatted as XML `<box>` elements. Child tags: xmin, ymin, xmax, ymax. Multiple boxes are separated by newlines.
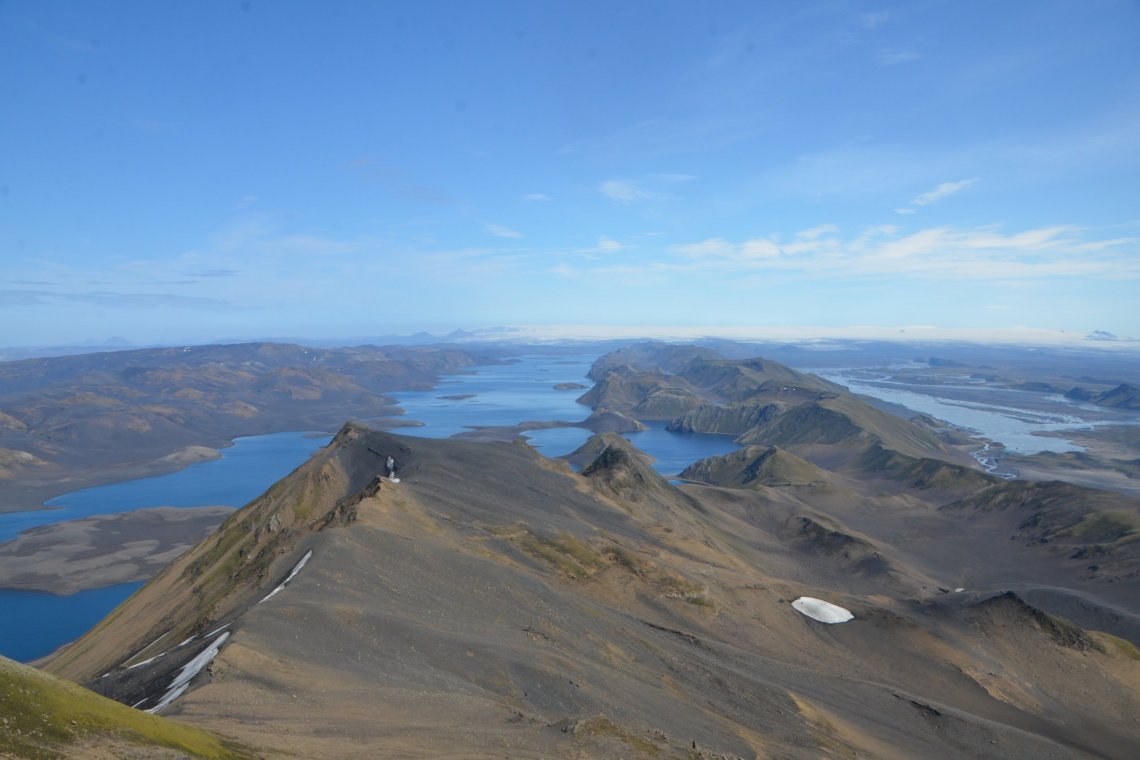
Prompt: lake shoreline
<box><xmin>0</xmin><ymin>418</ymin><xmax>429</xmax><ymax>516</ymax></box>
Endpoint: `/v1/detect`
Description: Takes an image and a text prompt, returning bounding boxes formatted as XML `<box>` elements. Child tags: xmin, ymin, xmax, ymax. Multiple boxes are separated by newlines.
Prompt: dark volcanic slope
<box><xmin>43</xmin><ymin>425</ymin><xmax>1140</xmax><ymax>759</ymax></box>
<box><xmin>0</xmin><ymin>341</ymin><xmax>498</xmax><ymax>507</ymax></box>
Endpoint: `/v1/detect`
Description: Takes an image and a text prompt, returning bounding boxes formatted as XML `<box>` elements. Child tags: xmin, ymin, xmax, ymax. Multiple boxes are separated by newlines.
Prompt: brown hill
<box><xmin>576</xmin><ymin>365</ymin><xmax>704</xmax><ymax>420</ymax></box>
<box><xmin>675</xmin><ymin>355</ymin><xmax>843</xmax><ymax>401</ymax></box>
<box><xmin>38</xmin><ymin>425</ymin><xmax>1140</xmax><ymax>759</ymax></box>
<box><xmin>681</xmin><ymin>445</ymin><xmax>828</xmax><ymax>488</ymax></box>
<box><xmin>941</xmin><ymin>479</ymin><xmax>1140</xmax><ymax>584</ymax></box>
<box><xmin>586</xmin><ymin>342</ymin><xmax>721</xmax><ymax>379</ymax></box>
<box><xmin>667</xmin><ymin>401</ymin><xmax>785</xmax><ymax>436</ymax></box>
<box><xmin>579</xmin><ymin>346</ymin><xmax>966</xmax><ymax>478</ymax></box>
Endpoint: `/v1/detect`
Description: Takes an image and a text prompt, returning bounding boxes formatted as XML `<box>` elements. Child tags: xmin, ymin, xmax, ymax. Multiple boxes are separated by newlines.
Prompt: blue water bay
<box><xmin>0</xmin><ymin>582</ymin><xmax>144</xmax><ymax>663</ymax></box>
<box><xmin>389</xmin><ymin>354</ymin><xmax>596</xmax><ymax>438</ymax></box>
<box><xmin>1</xmin><ymin>432</ymin><xmax>329</xmax><ymax>544</ymax></box>
<box><xmin>623</xmin><ymin>422</ymin><xmax>740</xmax><ymax>475</ymax></box>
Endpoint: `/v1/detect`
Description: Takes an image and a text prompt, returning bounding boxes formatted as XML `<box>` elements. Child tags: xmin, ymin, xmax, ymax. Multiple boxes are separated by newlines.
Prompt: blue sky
<box><xmin>2</xmin><ymin>0</ymin><xmax>1139</xmax><ymax>346</ymax></box>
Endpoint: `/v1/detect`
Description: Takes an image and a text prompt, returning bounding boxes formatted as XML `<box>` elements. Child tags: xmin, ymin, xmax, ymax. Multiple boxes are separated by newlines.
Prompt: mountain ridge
<box><xmin>34</xmin><ymin>423</ymin><xmax>1140</xmax><ymax>758</ymax></box>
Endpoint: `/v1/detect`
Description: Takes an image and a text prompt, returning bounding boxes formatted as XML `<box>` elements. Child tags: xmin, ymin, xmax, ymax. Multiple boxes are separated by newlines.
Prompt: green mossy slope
<box><xmin>0</xmin><ymin>655</ymin><xmax>253</xmax><ymax>760</ymax></box>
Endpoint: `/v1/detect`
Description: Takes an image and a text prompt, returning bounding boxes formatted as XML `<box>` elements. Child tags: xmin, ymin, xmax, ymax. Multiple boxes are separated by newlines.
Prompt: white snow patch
<box><xmin>792</xmin><ymin>597</ymin><xmax>854</xmax><ymax>624</ymax></box>
<box><xmin>123</xmin><ymin>631</ymin><xmax>169</xmax><ymax>666</ymax></box>
<box><xmin>127</xmin><ymin>653</ymin><xmax>165</xmax><ymax>670</ymax></box>
<box><xmin>177</xmin><ymin>635</ymin><xmax>197</xmax><ymax>648</ymax></box>
<box><xmin>259</xmin><ymin>549</ymin><xmax>313</xmax><ymax>603</ymax></box>
<box><xmin>146</xmin><ymin>631</ymin><xmax>230</xmax><ymax>713</ymax></box>
<box><xmin>954</xmin><ymin>587</ymin><xmax>965</xmax><ymax>593</ymax></box>
<box><xmin>204</xmin><ymin>623</ymin><xmax>230</xmax><ymax>638</ymax></box>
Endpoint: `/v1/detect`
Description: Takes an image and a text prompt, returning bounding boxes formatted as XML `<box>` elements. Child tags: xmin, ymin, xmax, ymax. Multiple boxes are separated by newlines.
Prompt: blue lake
<box><xmin>0</xmin><ymin>432</ymin><xmax>328</xmax><ymax>662</ymax></box>
<box><xmin>622</xmin><ymin>422</ymin><xmax>740</xmax><ymax>475</ymax></box>
<box><xmin>0</xmin><ymin>582</ymin><xmax>144</xmax><ymax>663</ymax></box>
<box><xmin>0</xmin><ymin>353</ymin><xmax>746</xmax><ymax>661</ymax></box>
<box><xmin>388</xmin><ymin>354</ymin><xmax>597</xmax><ymax>439</ymax></box>
<box><xmin>390</xmin><ymin>354</ymin><xmax>740</xmax><ymax>470</ymax></box>
<box><xmin>1</xmin><ymin>432</ymin><xmax>329</xmax><ymax>544</ymax></box>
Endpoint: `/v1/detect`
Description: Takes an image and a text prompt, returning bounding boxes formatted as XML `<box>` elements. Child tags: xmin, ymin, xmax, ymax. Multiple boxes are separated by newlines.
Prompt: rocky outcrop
<box><xmin>579</xmin><ymin>434</ymin><xmax>672</xmax><ymax>505</ymax></box>
<box><xmin>667</xmin><ymin>401</ymin><xmax>784</xmax><ymax>436</ymax></box>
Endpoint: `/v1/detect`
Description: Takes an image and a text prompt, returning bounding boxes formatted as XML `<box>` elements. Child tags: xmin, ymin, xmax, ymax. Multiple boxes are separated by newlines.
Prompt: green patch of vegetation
<box><xmin>183</xmin><ymin>518</ymin><xmax>249</xmax><ymax>581</ymax></box>
<box><xmin>602</xmin><ymin>540</ymin><xmax>714</xmax><ymax>608</ymax></box>
<box><xmin>605</xmin><ymin>544</ymin><xmax>647</xmax><ymax>574</ymax></box>
<box><xmin>656</xmin><ymin>574</ymin><xmax>713</xmax><ymax>607</ymax></box>
<box><xmin>516</xmin><ymin>530</ymin><xmax>606</xmax><ymax>580</ymax></box>
<box><xmin>1060</xmin><ymin>510</ymin><xmax>1140</xmax><ymax>547</ymax></box>
<box><xmin>1094</xmin><ymin>632</ymin><xmax>1140</xmax><ymax>661</ymax></box>
<box><xmin>293</xmin><ymin>497</ymin><xmax>315</xmax><ymax>522</ymax></box>
<box><xmin>574</xmin><ymin>716</ymin><xmax>663</xmax><ymax>758</ymax></box>
<box><xmin>0</xmin><ymin>656</ymin><xmax>254</xmax><ymax>760</ymax></box>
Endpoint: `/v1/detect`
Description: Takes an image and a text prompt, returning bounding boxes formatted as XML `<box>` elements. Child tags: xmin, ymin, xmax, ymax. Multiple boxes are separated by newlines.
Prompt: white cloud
<box><xmin>1075</xmin><ymin>236</ymin><xmax>1138</xmax><ymax>252</ymax></box>
<box><xmin>672</xmin><ymin>238</ymin><xmax>737</xmax><ymax>259</ymax></box>
<box><xmin>484</xmin><ymin>223</ymin><xmax>524</xmax><ymax>239</ymax></box>
<box><xmin>739</xmin><ymin>239</ymin><xmax>781</xmax><ymax>259</ymax></box>
<box><xmin>664</xmin><ymin>223</ymin><xmax>1139</xmax><ymax>280</ymax></box>
<box><xmin>859</xmin><ymin>11</ymin><xmax>891</xmax><ymax>30</ymax></box>
<box><xmin>672</xmin><ymin>236</ymin><xmax>780</xmax><ymax>261</ymax></box>
<box><xmin>895</xmin><ymin>207</ymin><xmax>916</xmax><ymax>215</ymax></box>
<box><xmin>523</xmin><ymin>192</ymin><xmax>552</xmax><ymax>202</ymax></box>
<box><xmin>597</xmin><ymin>236</ymin><xmax>623</xmax><ymax>252</ymax></box>
<box><xmin>877</xmin><ymin>49</ymin><xmax>921</xmax><ymax>66</ymax></box>
<box><xmin>795</xmin><ymin>224</ymin><xmax>839</xmax><ymax>241</ymax></box>
<box><xmin>598</xmin><ymin>179</ymin><xmax>653</xmax><ymax>202</ymax></box>
<box><xmin>912</xmin><ymin>178</ymin><xmax>979</xmax><ymax>206</ymax></box>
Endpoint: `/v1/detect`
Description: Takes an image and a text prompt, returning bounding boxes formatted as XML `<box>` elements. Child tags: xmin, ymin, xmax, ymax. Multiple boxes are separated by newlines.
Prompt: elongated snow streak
<box><xmin>177</xmin><ymin>635</ymin><xmax>197</xmax><ymax>648</ymax></box>
<box><xmin>128</xmin><ymin>652</ymin><xmax>165</xmax><ymax>670</ymax></box>
<box><xmin>146</xmin><ymin>631</ymin><xmax>230</xmax><ymax>713</ymax></box>
<box><xmin>123</xmin><ymin>631</ymin><xmax>169</xmax><ymax>667</ymax></box>
<box><xmin>259</xmin><ymin>549</ymin><xmax>313</xmax><ymax>603</ymax></box>
<box><xmin>204</xmin><ymin>623</ymin><xmax>229</xmax><ymax>638</ymax></box>
<box><xmin>792</xmin><ymin>597</ymin><xmax>854</xmax><ymax>624</ymax></box>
